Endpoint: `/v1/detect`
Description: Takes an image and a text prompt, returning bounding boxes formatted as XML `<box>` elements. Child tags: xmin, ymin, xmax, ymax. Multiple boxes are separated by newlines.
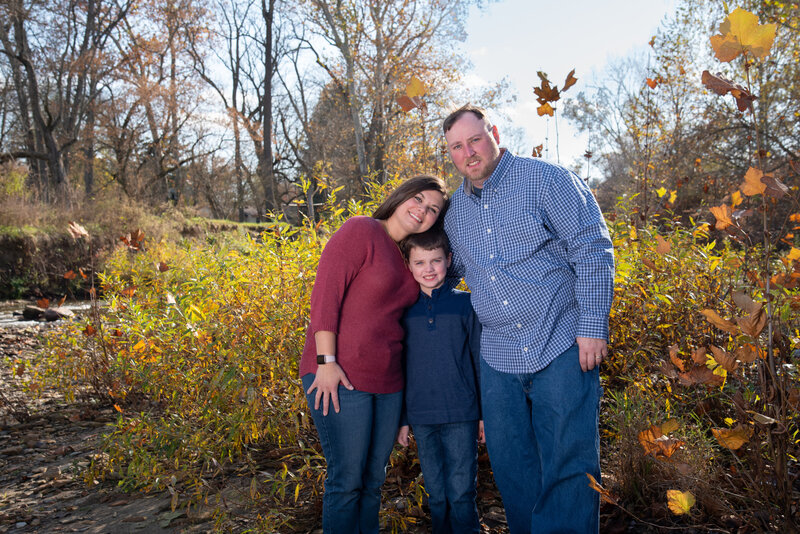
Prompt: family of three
<box><xmin>299</xmin><ymin>105</ymin><xmax>615</xmax><ymax>534</ymax></box>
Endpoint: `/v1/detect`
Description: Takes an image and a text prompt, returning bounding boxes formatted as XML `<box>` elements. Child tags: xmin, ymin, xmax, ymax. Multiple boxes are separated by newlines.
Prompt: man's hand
<box><xmin>306</xmin><ymin>363</ymin><xmax>353</xmax><ymax>415</ymax></box>
<box><xmin>577</xmin><ymin>337</ymin><xmax>607</xmax><ymax>372</ymax></box>
<box><xmin>396</xmin><ymin>425</ymin><xmax>410</xmax><ymax>447</ymax></box>
<box><xmin>478</xmin><ymin>420</ymin><xmax>486</xmax><ymax>444</ymax></box>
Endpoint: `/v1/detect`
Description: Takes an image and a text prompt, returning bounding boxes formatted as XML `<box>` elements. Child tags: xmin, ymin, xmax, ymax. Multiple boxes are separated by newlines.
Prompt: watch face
<box><xmin>317</xmin><ymin>354</ymin><xmax>326</xmax><ymax>364</ymax></box>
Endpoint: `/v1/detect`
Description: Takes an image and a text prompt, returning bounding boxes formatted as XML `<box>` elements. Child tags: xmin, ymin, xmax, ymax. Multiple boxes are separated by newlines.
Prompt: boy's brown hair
<box><xmin>401</xmin><ymin>228</ymin><xmax>451</xmax><ymax>260</ymax></box>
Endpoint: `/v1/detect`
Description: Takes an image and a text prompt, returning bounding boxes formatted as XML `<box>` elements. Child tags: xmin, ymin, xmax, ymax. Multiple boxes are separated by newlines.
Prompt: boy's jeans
<box><xmin>480</xmin><ymin>344</ymin><xmax>602</xmax><ymax>534</ymax></box>
<box><xmin>413</xmin><ymin>421</ymin><xmax>481</xmax><ymax>534</ymax></box>
<box><xmin>302</xmin><ymin>374</ymin><xmax>402</xmax><ymax>534</ymax></box>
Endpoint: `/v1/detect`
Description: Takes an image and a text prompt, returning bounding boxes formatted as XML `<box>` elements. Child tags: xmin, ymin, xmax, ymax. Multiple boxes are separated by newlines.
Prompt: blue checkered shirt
<box><xmin>444</xmin><ymin>150</ymin><xmax>615</xmax><ymax>374</ymax></box>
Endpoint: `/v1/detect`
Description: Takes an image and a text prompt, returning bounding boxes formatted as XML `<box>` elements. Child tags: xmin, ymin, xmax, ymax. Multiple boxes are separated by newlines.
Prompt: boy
<box><xmin>397</xmin><ymin>228</ymin><xmax>484</xmax><ymax>534</ymax></box>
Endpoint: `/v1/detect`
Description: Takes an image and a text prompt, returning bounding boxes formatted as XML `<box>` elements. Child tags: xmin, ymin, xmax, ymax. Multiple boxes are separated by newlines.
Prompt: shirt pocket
<box><xmin>498</xmin><ymin>210</ymin><xmax>552</xmax><ymax>264</ymax></box>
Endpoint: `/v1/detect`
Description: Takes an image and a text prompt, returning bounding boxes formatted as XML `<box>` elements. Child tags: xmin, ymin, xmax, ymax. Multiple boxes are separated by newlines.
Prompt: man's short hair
<box><xmin>401</xmin><ymin>228</ymin><xmax>451</xmax><ymax>260</ymax></box>
<box><xmin>442</xmin><ymin>104</ymin><xmax>490</xmax><ymax>134</ymax></box>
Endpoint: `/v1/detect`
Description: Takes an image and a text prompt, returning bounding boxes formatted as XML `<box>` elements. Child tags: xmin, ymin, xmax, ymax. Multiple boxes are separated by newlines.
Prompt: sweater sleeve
<box><xmin>309</xmin><ymin>218</ymin><xmax>371</xmax><ymax>334</ymax></box>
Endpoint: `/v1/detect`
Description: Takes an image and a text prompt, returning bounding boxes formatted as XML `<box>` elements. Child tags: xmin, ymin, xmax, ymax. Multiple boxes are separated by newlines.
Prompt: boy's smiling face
<box><xmin>407</xmin><ymin>246</ymin><xmax>451</xmax><ymax>296</ymax></box>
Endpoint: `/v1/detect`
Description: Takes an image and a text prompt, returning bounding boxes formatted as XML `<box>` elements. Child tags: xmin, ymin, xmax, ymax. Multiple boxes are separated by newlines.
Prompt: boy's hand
<box><xmin>396</xmin><ymin>425</ymin><xmax>410</xmax><ymax>446</ymax></box>
<box><xmin>478</xmin><ymin>420</ymin><xmax>485</xmax><ymax>444</ymax></box>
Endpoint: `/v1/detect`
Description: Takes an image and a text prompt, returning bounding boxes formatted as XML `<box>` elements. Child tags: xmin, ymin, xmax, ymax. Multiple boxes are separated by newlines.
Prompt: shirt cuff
<box><xmin>577</xmin><ymin>314</ymin><xmax>609</xmax><ymax>341</ymax></box>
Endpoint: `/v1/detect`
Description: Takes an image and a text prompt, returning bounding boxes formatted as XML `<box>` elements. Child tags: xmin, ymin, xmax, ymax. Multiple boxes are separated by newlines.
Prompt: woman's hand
<box><xmin>396</xmin><ymin>425</ymin><xmax>410</xmax><ymax>447</ymax></box>
<box><xmin>306</xmin><ymin>362</ymin><xmax>353</xmax><ymax>416</ymax></box>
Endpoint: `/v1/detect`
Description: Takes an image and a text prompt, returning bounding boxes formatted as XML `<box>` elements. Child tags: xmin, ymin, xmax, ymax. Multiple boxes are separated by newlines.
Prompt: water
<box><xmin>0</xmin><ymin>300</ymin><xmax>93</xmax><ymax>329</ymax></box>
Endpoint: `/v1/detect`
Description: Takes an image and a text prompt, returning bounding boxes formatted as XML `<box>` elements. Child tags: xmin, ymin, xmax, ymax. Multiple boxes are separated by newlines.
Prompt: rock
<box><xmin>15</xmin><ymin>522</ymin><xmax>28</xmax><ymax>528</ymax></box>
<box><xmin>22</xmin><ymin>306</ymin><xmax>45</xmax><ymax>320</ymax></box>
<box><xmin>0</xmin><ymin>445</ymin><xmax>24</xmax><ymax>456</ymax></box>
<box><xmin>44</xmin><ymin>307</ymin><xmax>74</xmax><ymax>321</ymax></box>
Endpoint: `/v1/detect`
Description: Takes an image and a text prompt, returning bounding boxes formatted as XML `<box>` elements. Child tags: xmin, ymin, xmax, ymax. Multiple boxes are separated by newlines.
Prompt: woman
<box><xmin>300</xmin><ymin>175</ymin><xmax>448</xmax><ymax>533</ymax></box>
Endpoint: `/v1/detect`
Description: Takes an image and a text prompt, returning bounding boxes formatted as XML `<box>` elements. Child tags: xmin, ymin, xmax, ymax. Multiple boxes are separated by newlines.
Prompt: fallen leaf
<box><xmin>667</xmin><ymin>489</ymin><xmax>696</xmax><ymax>515</ymax></box>
<box><xmin>679</xmin><ymin>366</ymin><xmax>724</xmax><ymax>387</ymax></box>
<box><xmin>747</xmin><ymin>410</ymin><xmax>777</xmax><ymax>425</ymax></box>
<box><xmin>64</xmin><ymin>270</ymin><xmax>77</xmax><ymax>280</ymax></box>
<box><xmin>669</xmin><ymin>345</ymin><xmax>688</xmax><ymax>372</ymax></box>
<box><xmin>691</xmin><ymin>347</ymin><xmax>708</xmax><ymax>364</ymax></box>
<box><xmin>732</xmin><ymin>291</ymin><xmax>760</xmax><ymax>314</ymax></box>
<box><xmin>761</xmin><ymin>174</ymin><xmax>788</xmax><ymax>198</ymax></box>
<box><xmin>734</xmin><ymin>343</ymin><xmax>759</xmax><ymax>363</ymax></box>
<box><xmin>712</xmin><ymin>424</ymin><xmax>753</xmax><ymax>450</ymax></box>
<box><xmin>37</xmin><ymin>298</ymin><xmax>50</xmax><ymax>309</ymax></box>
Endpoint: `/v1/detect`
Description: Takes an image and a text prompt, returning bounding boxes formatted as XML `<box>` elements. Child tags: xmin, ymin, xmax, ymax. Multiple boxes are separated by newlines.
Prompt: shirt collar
<box><xmin>462</xmin><ymin>148</ymin><xmax>513</xmax><ymax>197</ymax></box>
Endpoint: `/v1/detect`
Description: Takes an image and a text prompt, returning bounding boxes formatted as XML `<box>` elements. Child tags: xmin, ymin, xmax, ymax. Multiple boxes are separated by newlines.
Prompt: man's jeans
<box><xmin>413</xmin><ymin>421</ymin><xmax>481</xmax><ymax>534</ymax></box>
<box><xmin>480</xmin><ymin>344</ymin><xmax>601</xmax><ymax>534</ymax></box>
<box><xmin>302</xmin><ymin>374</ymin><xmax>402</xmax><ymax>534</ymax></box>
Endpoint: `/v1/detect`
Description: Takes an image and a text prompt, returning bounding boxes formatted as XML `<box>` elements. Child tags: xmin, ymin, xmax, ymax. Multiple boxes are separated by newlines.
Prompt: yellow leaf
<box><xmin>712</xmin><ymin>424</ymin><xmax>753</xmax><ymax>450</ymax></box>
<box><xmin>537</xmin><ymin>102</ymin><xmax>554</xmax><ymax>117</ymax></box>
<box><xmin>710</xmin><ymin>8</ymin><xmax>777</xmax><ymax>62</ymax></box>
<box><xmin>630</xmin><ymin>225</ymin><xmax>638</xmax><ymax>241</ymax></box>
<box><xmin>669</xmin><ymin>190</ymin><xmax>677</xmax><ymax>204</ymax></box>
<box><xmin>788</xmin><ymin>248</ymin><xmax>800</xmax><ymax>261</ymax></box>
<box><xmin>731</xmin><ymin>190</ymin><xmax>743</xmax><ymax>207</ymax></box>
<box><xmin>586</xmin><ymin>473</ymin><xmax>617</xmax><ymax>505</ymax></box>
<box><xmin>710</xmin><ymin>205</ymin><xmax>733</xmax><ymax>230</ymax></box>
<box><xmin>741</xmin><ymin>167</ymin><xmax>766</xmax><ymax>196</ymax></box>
<box><xmin>667</xmin><ymin>489</ymin><xmax>696</xmax><ymax>515</ymax></box>
<box><xmin>406</xmin><ymin>76</ymin><xmax>426</xmax><ymax>98</ymax></box>
<box><xmin>656</xmin><ymin>186</ymin><xmax>667</xmax><ymax>198</ymax></box>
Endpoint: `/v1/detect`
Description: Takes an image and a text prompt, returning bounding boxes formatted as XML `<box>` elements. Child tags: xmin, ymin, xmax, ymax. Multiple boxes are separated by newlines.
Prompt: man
<box><xmin>442</xmin><ymin>104</ymin><xmax>614</xmax><ymax>534</ymax></box>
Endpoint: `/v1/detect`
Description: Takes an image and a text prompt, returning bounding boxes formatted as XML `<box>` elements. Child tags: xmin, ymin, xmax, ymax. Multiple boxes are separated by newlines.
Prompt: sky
<box><xmin>460</xmin><ymin>0</ymin><xmax>677</xmax><ymax>174</ymax></box>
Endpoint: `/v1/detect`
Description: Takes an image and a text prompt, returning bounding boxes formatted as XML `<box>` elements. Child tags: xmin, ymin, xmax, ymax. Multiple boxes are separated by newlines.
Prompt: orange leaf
<box><xmin>655</xmin><ymin>235</ymin><xmax>671</xmax><ymax>255</ymax></box>
<box><xmin>740</xmin><ymin>167</ymin><xmax>766</xmax><ymax>196</ymax></box>
<box><xmin>710</xmin><ymin>204</ymin><xmax>733</xmax><ymax>230</ymax></box>
<box><xmin>669</xmin><ymin>345</ymin><xmax>688</xmax><ymax>372</ymax></box>
<box><xmin>397</xmin><ymin>95</ymin><xmax>416</xmax><ymax>112</ymax></box>
<box><xmin>120</xmin><ymin>286</ymin><xmax>136</xmax><ymax>298</ymax></box>
<box><xmin>157</xmin><ymin>262</ymin><xmax>170</xmax><ymax>272</ymax></box>
<box><xmin>710</xmin><ymin>345</ymin><xmax>738</xmax><ymax>372</ymax></box>
<box><xmin>83</xmin><ymin>324</ymin><xmax>97</xmax><ymax>337</ymax></box>
<box><xmin>700</xmin><ymin>309</ymin><xmax>739</xmax><ymax>335</ymax></box>
<box><xmin>712</xmin><ymin>424</ymin><xmax>753</xmax><ymax>450</ymax></box>
<box><xmin>638</xmin><ymin>421</ymin><xmax>684</xmax><ymax>460</ymax></box>
<box><xmin>646</xmin><ymin>78</ymin><xmax>658</xmax><ymax>89</ymax></box>
<box><xmin>736</xmin><ymin>307</ymin><xmax>767</xmax><ymax>338</ymax></box>
<box><xmin>586</xmin><ymin>473</ymin><xmax>617</xmax><ymax>505</ymax></box>
<box><xmin>37</xmin><ymin>298</ymin><xmax>50</xmax><ymax>309</ymax></box>
<box><xmin>531</xmin><ymin>144</ymin><xmax>543</xmax><ymax>158</ymax></box>
<box><xmin>64</xmin><ymin>270</ymin><xmax>77</xmax><ymax>280</ymax></box>
<box><xmin>15</xmin><ymin>362</ymin><xmax>25</xmax><ymax>377</ymax></box>
<box><xmin>114</xmin><ymin>404</ymin><xmax>123</xmax><ymax>413</ymax></box>
<box><xmin>701</xmin><ymin>71</ymin><xmax>756</xmax><ymax>112</ymax></box>
<box><xmin>79</xmin><ymin>268</ymin><xmax>88</xmax><ymax>279</ymax></box>
<box><xmin>667</xmin><ymin>489</ymin><xmax>696</xmax><ymax>515</ymax></box>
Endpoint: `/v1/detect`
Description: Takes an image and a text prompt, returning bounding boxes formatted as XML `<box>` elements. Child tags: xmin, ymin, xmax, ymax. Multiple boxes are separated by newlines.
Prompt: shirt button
<box><xmin>503</xmin><ymin>300</ymin><xmax>508</xmax><ymax>306</ymax></box>
<box><xmin>516</xmin><ymin>323</ymin><xmax>522</xmax><ymax>328</ymax></box>
<box><xmin>523</xmin><ymin>346</ymin><xmax>528</xmax><ymax>352</ymax></box>
<box><xmin>489</xmin><ymin>254</ymin><xmax>494</xmax><ymax>259</ymax></box>
<box><xmin>491</xmin><ymin>276</ymin><xmax>496</xmax><ymax>281</ymax></box>
<box><xmin>487</xmin><ymin>228</ymin><xmax>491</xmax><ymax>233</ymax></box>
<box><xmin>428</xmin><ymin>318</ymin><xmax>434</xmax><ymax>324</ymax></box>
<box><xmin>484</xmin><ymin>204</ymin><xmax>489</xmax><ymax>209</ymax></box>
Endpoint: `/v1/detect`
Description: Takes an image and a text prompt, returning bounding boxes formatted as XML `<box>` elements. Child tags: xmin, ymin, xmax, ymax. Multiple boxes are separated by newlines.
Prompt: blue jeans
<box><xmin>302</xmin><ymin>374</ymin><xmax>403</xmax><ymax>534</ymax></box>
<box><xmin>480</xmin><ymin>344</ymin><xmax>601</xmax><ymax>534</ymax></box>
<box><xmin>413</xmin><ymin>421</ymin><xmax>480</xmax><ymax>534</ymax></box>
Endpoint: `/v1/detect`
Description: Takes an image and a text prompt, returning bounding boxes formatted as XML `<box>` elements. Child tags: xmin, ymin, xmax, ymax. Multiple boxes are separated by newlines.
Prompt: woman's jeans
<box><xmin>303</xmin><ymin>374</ymin><xmax>402</xmax><ymax>534</ymax></box>
<box><xmin>480</xmin><ymin>344</ymin><xmax>602</xmax><ymax>534</ymax></box>
<box><xmin>413</xmin><ymin>421</ymin><xmax>481</xmax><ymax>534</ymax></box>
